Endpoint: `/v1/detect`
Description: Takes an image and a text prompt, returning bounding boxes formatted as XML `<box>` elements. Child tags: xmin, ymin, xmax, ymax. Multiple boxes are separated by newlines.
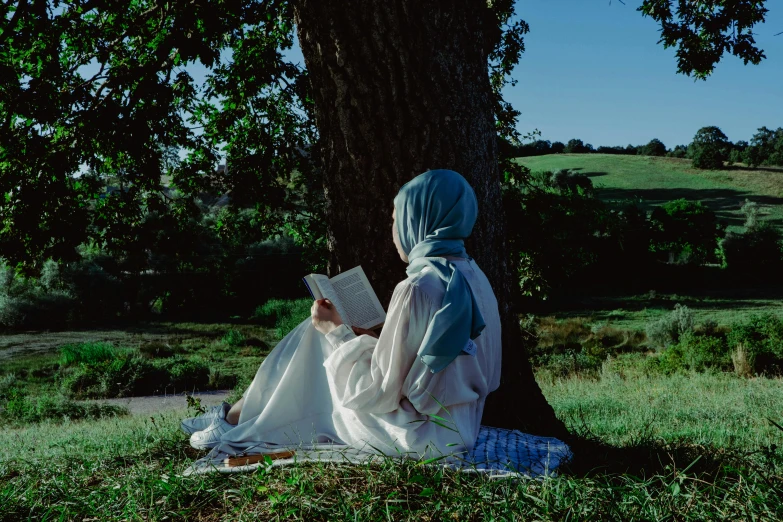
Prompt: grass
<box><xmin>2</xmin><ymin>393</ymin><xmax>129</xmax><ymax>424</ymax></box>
<box><xmin>516</xmin><ymin>154</ymin><xmax>783</xmax><ymax>231</ymax></box>
<box><xmin>1</xmin><ymin>369</ymin><xmax>781</xmax><ymax>520</ymax></box>
<box><xmin>252</xmin><ymin>298</ymin><xmax>312</xmax><ymax>338</ymax></box>
<box><xmin>2</xmin><ymin>299</ymin><xmax>782</xmax><ymax>519</ymax></box>
<box><xmin>544</xmin><ymin>291</ymin><xmax>783</xmax><ymax>331</ymax></box>
<box><xmin>59</xmin><ymin>341</ymin><xmax>125</xmax><ymax>366</ymax></box>
<box><xmin>544</xmin><ymin>365</ymin><xmax>783</xmax><ymax>448</ymax></box>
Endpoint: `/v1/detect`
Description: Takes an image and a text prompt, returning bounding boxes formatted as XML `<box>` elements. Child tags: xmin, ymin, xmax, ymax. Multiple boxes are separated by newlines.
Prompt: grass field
<box><xmin>1</xmin><ymin>366</ymin><xmax>781</xmax><ymax>520</ymax></box>
<box><xmin>6</xmin><ymin>148</ymin><xmax>783</xmax><ymax>518</ymax></box>
<box><xmin>2</xmin><ymin>299</ymin><xmax>783</xmax><ymax>519</ymax></box>
<box><xmin>514</xmin><ymin>153</ymin><xmax>783</xmax><ymax>328</ymax></box>
<box><xmin>516</xmin><ymin>154</ymin><xmax>783</xmax><ymax>231</ymax></box>
<box><xmin>541</xmin><ymin>290</ymin><xmax>783</xmax><ymax>330</ymax></box>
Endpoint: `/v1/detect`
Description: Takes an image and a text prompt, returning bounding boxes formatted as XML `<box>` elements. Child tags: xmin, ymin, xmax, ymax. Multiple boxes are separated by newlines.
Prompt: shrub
<box><xmin>726</xmin><ymin>313</ymin><xmax>783</xmax><ymax>375</ymax></box>
<box><xmin>208</xmin><ymin>369</ymin><xmax>239</xmax><ymax>390</ymax></box>
<box><xmin>1</xmin><ymin>389</ymin><xmax>128</xmax><ymax>424</ymax></box>
<box><xmin>0</xmin><ymin>373</ymin><xmax>18</xmax><ymax>400</ymax></box>
<box><xmin>60</xmin><ymin>342</ymin><xmax>122</xmax><ymax>366</ymax></box>
<box><xmin>549</xmin><ymin>170</ymin><xmax>594</xmax><ymax>194</ymax></box>
<box><xmin>718</xmin><ymin>222</ymin><xmax>782</xmax><ymax>274</ymax></box>
<box><xmin>503</xmin><ymin>174</ymin><xmax>638</xmax><ymax>299</ymax></box>
<box><xmin>654</xmin><ymin>343</ymin><xmax>686</xmax><ymax>374</ymax></box>
<box><xmin>0</xmin><ymin>262</ymin><xmax>77</xmax><ymax>330</ymax></box>
<box><xmin>731</xmin><ymin>344</ymin><xmax>754</xmax><ymax>378</ymax></box>
<box><xmin>678</xmin><ymin>332</ymin><xmax>731</xmax><ymax>372</ymax></box>
<box><xmin>156</xmin><ymin>356</ymin><xmax>211</xmax><ymax>392</ymax></box>
<box><xmin>61</xmin><ymin>354</ymin><xmax>162</xmax><ymax>399</ymax></box>
<box><xmin>222</xmin><ymin>329</ymin><xmax>247</xmax><ymax>347</ymax></box>
<box><xmin>0</xmin><ymin>254</ymin><xmax>125</xmax><ymax>330</ymax></box>
<box><xmin>645</xmin><ymin>304</ymin><xmax>695</xmax><ymax>349</ymax></box>
<box><xmin>60</xmin><ymin>349</ymin><xmax>218</xmax><ymax>399</ymax></box>
<box><xmin>252</xmin><ymin>298</ymin><xmax>312</xmax><ymax>338</ymax></box>
<box><xmin>55</xmin><ymin>250</ymin><xmax>125</xmax><ymax>322</ymax></box>
<box><xmin>541</xmin><ymin>350</ymin><xmax>601</xmax><ymax>378</ymax></box>
<box><xmin>649</xmin><ymin>199</ymin><xmax>723</xmax><ymax>265</ymax></box>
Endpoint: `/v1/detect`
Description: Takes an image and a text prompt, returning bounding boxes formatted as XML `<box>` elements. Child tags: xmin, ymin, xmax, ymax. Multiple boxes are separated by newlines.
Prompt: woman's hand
<box><xmin>311</xmin><ymin>299</ymin><xmax>344</xmax><ymax>335</ymax></box>
<box><xmin>352</xmin><ymin>326</ymin><xmax>379</xmax><ymax>339</ymax></box>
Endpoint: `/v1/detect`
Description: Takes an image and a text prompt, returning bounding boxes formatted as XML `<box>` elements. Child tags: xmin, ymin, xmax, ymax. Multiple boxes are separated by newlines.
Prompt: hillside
<box><xmin>516</xmin><ymin>154</ymin><xmax>783</xmax><ymax>231</ymax></box>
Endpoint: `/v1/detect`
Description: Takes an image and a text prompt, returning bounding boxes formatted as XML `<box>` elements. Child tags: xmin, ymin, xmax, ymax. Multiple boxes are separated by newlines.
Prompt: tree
<box><xmin>293</xmin><ymin>0</ymin><xmax>567</xmax><ymax>435</ymax></box>
<box><xmin>564</xmin><ymin>138</ymin><xmax>587</xmax><ymax>154</ymax></box>
<box><xmin>728</xmin><ymin>140</ymin><xmax>748</xmax><ymax>165</ymax></box>
<box><xmin>690</xmin><ymin>126</ymin><xmax>731</xmax><ymax>169</ymax></box>
<box><xmin>534</xmin><ymin>140</ymin><xmax>552</xmax><ymax>155</ymax></box>
<box><xmin>668</xmin><ymin>144</ymin><xmax>688</xmax><ymax>159</ymax></box>
<box><xmin>641</xmin><ymin>138</ymin><xmax>667</xmax><ymax>157</ymax></box>
<box><xmin>1</xmin><ymin>0</ymin><xmax>772</xmax><ymax>438</ymax></box>
<box><xmin>745</xmin><ymin>127</ymin><xmax>783</xmax><ymax>167</ymax></box>
<box><xmin>649</xmin><ymin>200</ymin><xmax>723</xmax><ymax>265</ymax></box>
<box><xmin>639</xmin><ymin>0</ymin><xmax>768</xmax><ymax>80</ymax></box>
<box><xmin>551</xmin><ymin>141</ymin><xmax>566</xmax><ymax>154</ymax></box>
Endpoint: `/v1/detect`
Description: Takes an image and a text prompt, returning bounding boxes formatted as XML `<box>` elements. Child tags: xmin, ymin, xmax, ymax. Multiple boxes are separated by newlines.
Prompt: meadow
<box><xmin>3</xmin><ymin>155</ymin><xmax>783</xmax><ymax>519</ymax></box>
<box><xmin>2</xmin><ymin>299</ymin><xmax>783</xmax><ymax>520</ymax></box>
<box><xmin>516</xmin><ymin>154</ymin><xmax>783</xmax><ymax>232</ymax></box>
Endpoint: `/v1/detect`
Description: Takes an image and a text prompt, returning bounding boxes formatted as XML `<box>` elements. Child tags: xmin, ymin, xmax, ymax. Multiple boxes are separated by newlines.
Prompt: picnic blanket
<box><xmin>182</xmin><ymin>425</ymin><xmax>572</xmax><ymax>479</ymax></box>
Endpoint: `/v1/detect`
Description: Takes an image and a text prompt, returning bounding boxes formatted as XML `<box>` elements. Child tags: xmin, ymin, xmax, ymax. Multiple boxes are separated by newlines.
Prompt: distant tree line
<box><xmin>513</xmin><ymin>126</ymin><xmax>783</xmax><ymax>170</ymax></box>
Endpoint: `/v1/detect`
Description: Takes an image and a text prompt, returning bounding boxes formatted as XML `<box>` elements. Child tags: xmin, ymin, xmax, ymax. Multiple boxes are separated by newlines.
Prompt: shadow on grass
<box><xmin>597</xmin><ymin>186</ymin><xmax>783</xmax><ymax>228</ymax></box>
<box><xmin>562</xmin><ymin>431</ymin><xmax>781</xmax><ymax>488</ymax></box>
<box><xmin>540</xmin><ymin>166</ymin><xmax>610</xmax><ymax>178</ymax></box>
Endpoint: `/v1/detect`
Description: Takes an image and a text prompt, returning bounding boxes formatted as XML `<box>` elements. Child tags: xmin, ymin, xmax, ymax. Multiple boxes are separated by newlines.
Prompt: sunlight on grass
<box><xmin>517</xmin><ymin>154</ymin><xmax>783</xmax><ymax>232</ymax></box>
<box><xmin>1</xmin><ymin>372</ymin><xmax>781</xmax><ymax>520</ymax></box>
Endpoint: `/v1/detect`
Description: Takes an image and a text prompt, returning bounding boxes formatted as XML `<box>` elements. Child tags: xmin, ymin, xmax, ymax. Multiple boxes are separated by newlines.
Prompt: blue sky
<box><xmin>507</xmin><ymin>0</ymin><xmax>783</xmax><ymax>147</ymax></box>
<box><xmin>190</xmin><ymin>2</ymin><xmax>782</xmax><ymax>150</ymax></box>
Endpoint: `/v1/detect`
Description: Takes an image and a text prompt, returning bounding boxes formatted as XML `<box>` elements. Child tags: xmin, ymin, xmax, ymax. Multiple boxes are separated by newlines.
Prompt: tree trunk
<box><xmin>294</xmin><ymin>0</ymin><xmax>567</xmax><ymax>438</ymax></box>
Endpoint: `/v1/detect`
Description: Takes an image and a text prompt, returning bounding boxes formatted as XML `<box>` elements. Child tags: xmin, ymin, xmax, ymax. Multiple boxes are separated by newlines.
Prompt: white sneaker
<box><xmin>189</xmin><ymin>406</ymin><xmax>236</xmax><ymax>450</ymax></box>
<box><xmin>180</xmin><ymin>402</ymin><xmax>230</xmax><ymax>436</ymax></box>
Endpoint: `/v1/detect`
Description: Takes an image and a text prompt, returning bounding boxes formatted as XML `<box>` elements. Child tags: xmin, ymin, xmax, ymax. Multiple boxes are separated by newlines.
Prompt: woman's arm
<box><xmin>322</xmin><ymin>280</ymin><xmax>434</xmax><ymax>414</ymax></box>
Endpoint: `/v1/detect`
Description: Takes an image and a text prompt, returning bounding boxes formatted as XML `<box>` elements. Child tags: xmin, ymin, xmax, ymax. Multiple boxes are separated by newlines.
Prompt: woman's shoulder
<box><xmin>395</xmin><ymin>268</ymin><xmax>445</xmax><ymax>305</ymax></box>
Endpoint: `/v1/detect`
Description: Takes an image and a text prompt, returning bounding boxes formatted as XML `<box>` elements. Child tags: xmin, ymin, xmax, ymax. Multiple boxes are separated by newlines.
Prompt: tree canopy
<box><xmin>690</xmin><ymin>126</ymin><xmax>731</xmax><ymax>169</ymax></box>
<box><xmin>0</xmin><ymin>0</ymin><xmax>773</xmax><ymax>273</ymax></box>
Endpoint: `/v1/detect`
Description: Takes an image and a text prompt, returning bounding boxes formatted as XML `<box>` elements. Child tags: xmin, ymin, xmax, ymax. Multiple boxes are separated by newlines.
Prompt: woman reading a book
<box><xmin>183</xmin><ymin>169</ymin><xmax>502</xmax><ymax>463</ymax></box>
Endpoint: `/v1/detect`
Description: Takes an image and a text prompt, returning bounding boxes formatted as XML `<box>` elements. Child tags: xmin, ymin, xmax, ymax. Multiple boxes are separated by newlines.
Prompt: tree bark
<box><xmin>294</xmin><ymin>0</ymin><xmax>567</xmax><ymax>438</ymax></box>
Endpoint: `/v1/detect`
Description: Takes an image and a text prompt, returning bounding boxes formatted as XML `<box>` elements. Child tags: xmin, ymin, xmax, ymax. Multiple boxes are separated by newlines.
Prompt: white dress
<box><xmin>217</xmin><ymin>258</ymin><xmax>502</xmax><ymax>460</ymax></box>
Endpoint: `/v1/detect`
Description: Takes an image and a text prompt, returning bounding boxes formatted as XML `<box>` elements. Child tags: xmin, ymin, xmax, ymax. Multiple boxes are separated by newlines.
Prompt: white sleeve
<box><xmin>322</xmin><ymin>280</ymin><xmax>434</xmax><ymax>414</ymax></box>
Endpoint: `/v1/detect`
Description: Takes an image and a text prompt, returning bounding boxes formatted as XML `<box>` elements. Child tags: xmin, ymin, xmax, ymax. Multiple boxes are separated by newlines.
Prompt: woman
<box><xmin>183</xmin><ymin>169</ymin><xmax>502</xmax><ymax>461</ymax></box>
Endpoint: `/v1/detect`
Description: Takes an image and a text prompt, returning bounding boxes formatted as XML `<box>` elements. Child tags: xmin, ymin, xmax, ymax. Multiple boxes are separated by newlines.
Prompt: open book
<box><xmin>303</xmin><ymin>266</ymin><xmax>386</xmax><ymax>330</ymax></box>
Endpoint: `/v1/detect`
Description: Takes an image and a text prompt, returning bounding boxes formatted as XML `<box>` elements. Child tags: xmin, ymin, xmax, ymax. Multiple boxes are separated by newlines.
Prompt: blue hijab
<box><xmin>393</xmin><ymin>169</ymin><xmax>486</xmax><ymax>374</ymax></box>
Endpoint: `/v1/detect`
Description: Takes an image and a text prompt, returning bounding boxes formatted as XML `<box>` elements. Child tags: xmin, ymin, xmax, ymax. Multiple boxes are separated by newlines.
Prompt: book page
<box><xmin>329</xmin><ymin>266</ymin><xmax>387</xmax><ymax>330</ymax></box>
<box><xmin>302</xmin><ymin>275</ymin><xmax>324</xmax><ymax>300</ymax></box>
<box><xmin>310</xmin><ymin>274</ymin><xmax>352</xmax><ymax>328</ymax></box>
